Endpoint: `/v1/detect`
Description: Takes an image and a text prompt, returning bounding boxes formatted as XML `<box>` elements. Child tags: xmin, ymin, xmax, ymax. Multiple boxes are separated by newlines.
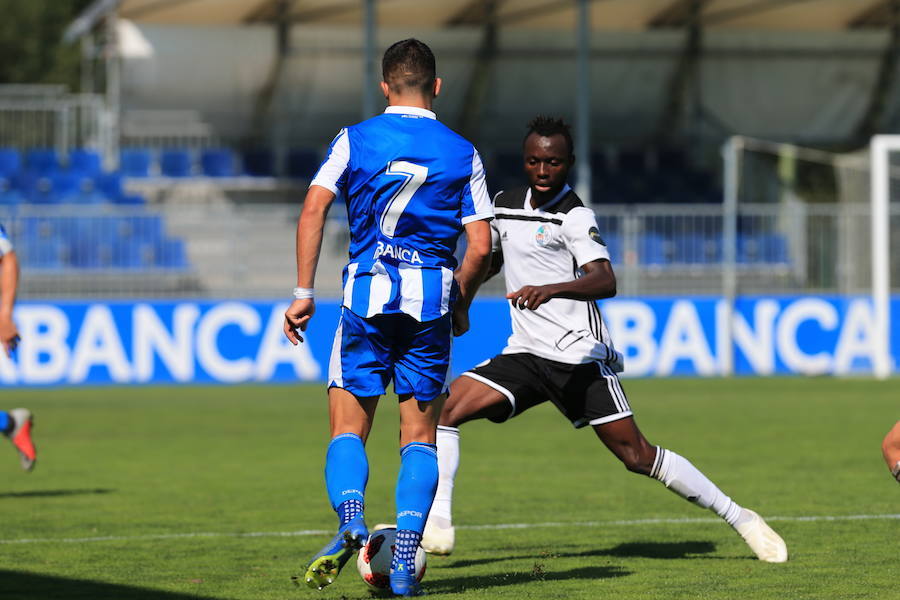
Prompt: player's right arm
<box><xmin>284</xmin><ymin>129</ymin><xmax>348</xmax><ymax>345</ymax></box>
<box><xmin>284</xmin><ymin>185</ymin><xmax>336</xmax><ymax>345</ymax></box>
<box><xmin>0</xmin><ymin>227</ymin><xmax>19</xmax><ymax>357</ymax></box>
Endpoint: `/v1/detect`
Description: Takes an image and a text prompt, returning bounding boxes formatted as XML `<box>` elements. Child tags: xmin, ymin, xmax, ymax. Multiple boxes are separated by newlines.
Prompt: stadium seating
<box><xmin>200</xmin><ymin>148</ymin><xmax>235</xmax><ymax>177</ymax></box>
<box><xmin>25</xmin><ymin>148</ymin><xmax>60</xmax><ymax>175</ymax></box>
<box><xmin>120</xmin><ymin>148</ymin><xmax>153</xmax><ymax>177</ymax></box>
<box><xmin>0</xmin><ymin>148</ymin><xmax>21</xmax><ymax>176</ymax></box>
<box><xmin>241</xmin><ymin>149</ymin><xmax>274</xmax><ymax>176</ymax></box>
<box><xmin>0</xmin><ymin>146</ymin><xmax>190</xmax><ymax>272</ymax></box>
<box><xmin>160</xmin><ymin>149</ymin><xmax>193</xmax><ymax>177</ymax></box>
<box><xmin>69</xmin><ymin>149</ymin><xmax>103</xmax><ymax>175</ymax></box>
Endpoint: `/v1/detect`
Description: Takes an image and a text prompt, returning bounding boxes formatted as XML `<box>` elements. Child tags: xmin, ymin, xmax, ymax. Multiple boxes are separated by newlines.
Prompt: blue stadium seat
<box><xmin>20</xmin><ymin>216</ymin><xmax>60</xmax><ymax>242</ymax></box>
<box><xmin>69</xmin><ymin>149</ymin><xmax>103</xmax><ymax>176</ymax></box>
<box><xmin>287</xmin><ymin>148</ymin><xmax>319</xmax><ymax>179</ymax></box>
<box><xmin>601</xmin><ymin>232</ymin><xmax>621</xmax><ymax>259</ymax></box>
<box><xmin>111</xmin><ymin>240</ymin><xmax>152</xmax><ymax>269</ymax></box>
<box><xmin>25</xmin><ymin>148</ymin><xmax>60</xmax><ymax>175</ymax></box>
<box><xmin>242</xmin><ymin>149</ymin><xmax>274</xmax><ymax>176</ymax></box>
<box><xmin>739</xmin><ymin>233</ymin><xmax>789</xmax><ymax>264</ymax></box>
<box><xmin>160</xmin><ymin>149</ymin><xmax>193</xmax><ymax>177</ymax></box>
<box><xmin>0</xmin><ymin>148</ymin><xmax>21</xmax><ymax>176</ymax></box>
<box><xmin>155</xmin><ymin>238</ymin><xmax>188</xmax><ymax>268</ymax></box>
<box><xmin>673</xmin><ymin>233</ymin><xmax>722</xmax><ymax>264</ymax></box>
<box><xmin>126</xmin><ymin>215</ymin><xmax>164</xmax><ymax>242</ymax></box>
<box><xmin>639</xmin><ymin>233</ymin><xmax>670</xmax><ymax>265</ymax></box>
<box><xmin>120</xmin><ymin>148</ymin><xmax>153</xmax><ymax>177</ymax></box>
<box><xmin>69</xmin><ymin>240</ymin><xmax>110</xmax><ymax>269</ymax></box>
<box><xmin>49</xmin><ymin>172</ymin><xmax>83</xmax><ymax>203</ymax></box>
<box><xmin>201</xmin><ymin>148</ymin><xmax>235</xmax><ymax>177</ymax></box>
<box><xmin>95</xmin><ymin>173</ymin><xmax>124</xmax><ymax>201</ymax></box>
<box><xmin>19</xmin><ymin>239</ymin><xmax>65</xmax><ymax>269</ymax></box>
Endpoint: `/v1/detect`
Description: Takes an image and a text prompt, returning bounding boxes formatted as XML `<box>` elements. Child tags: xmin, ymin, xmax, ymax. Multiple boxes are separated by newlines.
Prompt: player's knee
<box><xmin>440</xmin><ymin>400</ymin><xmax>471</xmax><ymax>428</ymax></box>
<box><xmin>616</xmin><ymin>444</ymin><xmax>654</xmax><ymax>475</ymax></box>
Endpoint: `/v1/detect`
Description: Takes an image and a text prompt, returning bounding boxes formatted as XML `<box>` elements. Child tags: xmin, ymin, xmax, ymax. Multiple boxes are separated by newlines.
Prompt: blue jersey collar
<box><xmin>384</xmin><ymin>105</ymin><xmax>437</xmax><ymax>120</ymax></box>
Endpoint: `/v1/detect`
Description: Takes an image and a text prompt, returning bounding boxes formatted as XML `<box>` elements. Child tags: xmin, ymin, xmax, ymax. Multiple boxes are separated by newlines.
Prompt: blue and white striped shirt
<box><xmin>0</xmin><ymin>224</ymin><xmax>13</xmax><ymax>256</ymax></box>
<box><xmin>311</xmin><ymin>106</ymin><xmax>493</xmax><ymax>322</ymax></box>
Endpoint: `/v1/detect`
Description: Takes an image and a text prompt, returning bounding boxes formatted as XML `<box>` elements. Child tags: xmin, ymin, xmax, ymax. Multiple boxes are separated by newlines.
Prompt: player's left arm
<box><xmin>453</xmin><ymin>149</ymin><xmax>494</xmax><ymax>336</ymax></box>
<box><xmin>508</xmin><ymin>206</ymin><xmax>615</xmax><ymax>310</ymax></box>
<box><xmin>0</xmin><ymin>242</ymin><xmax>20</xmax><ymax>357</ymax></box>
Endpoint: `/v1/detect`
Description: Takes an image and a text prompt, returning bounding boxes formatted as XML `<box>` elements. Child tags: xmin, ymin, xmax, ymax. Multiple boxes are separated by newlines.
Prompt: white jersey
<box><xmin>493</xmin><ymin>184</ymin><xmax>615</xmax><ymax>365</ymax></box>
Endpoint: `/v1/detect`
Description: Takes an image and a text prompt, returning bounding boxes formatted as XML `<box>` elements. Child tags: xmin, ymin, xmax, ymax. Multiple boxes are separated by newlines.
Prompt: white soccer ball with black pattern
<box><xmin>356</xmin><ymin>527</ymin><xmax>427</xmax><ymax>591</ymax></box>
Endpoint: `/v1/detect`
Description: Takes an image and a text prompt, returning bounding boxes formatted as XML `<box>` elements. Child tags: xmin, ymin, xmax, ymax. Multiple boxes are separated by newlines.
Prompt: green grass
<box><xmin>0</xmin><ymin>378</ymin><xmax>897</xmax><ymax>599</ymax></box>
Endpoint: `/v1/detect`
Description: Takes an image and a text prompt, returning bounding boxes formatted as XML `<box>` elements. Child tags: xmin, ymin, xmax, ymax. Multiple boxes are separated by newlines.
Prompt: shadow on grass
<box><xmin>0</xmin><ymin>488</ymin><xmax>114</xmax><ymax>499</ymax></box>
<box><xmin>427</xmin><ymin>565</ymin><xmax>630</xmax><ymax>594</ymax></box>
<box><xmin>0</xmin><ymin>570</ymin><xmax>226</xmax><ymax>600</ymax></box>
<box><xmin>445</xmin><ymin>540</ymin><xmax>717</xmax><ymax>569</ymax></box>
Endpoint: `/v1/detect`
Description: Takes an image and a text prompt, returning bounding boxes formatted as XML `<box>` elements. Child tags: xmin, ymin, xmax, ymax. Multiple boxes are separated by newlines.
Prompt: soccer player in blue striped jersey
<box><xmin>284</xmin><ymin>39</ymin><xmax>492</xmax><ymax>596</ymax></box>
<box><xmin>0</xmin><ymin>223</ymin><xmax>37</xmax><ymax>472</ymax></box>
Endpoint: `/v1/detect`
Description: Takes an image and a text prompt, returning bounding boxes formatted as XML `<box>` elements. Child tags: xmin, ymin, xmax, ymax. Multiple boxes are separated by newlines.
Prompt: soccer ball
<box><xmin>356</xmin><ymin>527</ymin><xmax>427</xmax><ymax>591</ymax></box>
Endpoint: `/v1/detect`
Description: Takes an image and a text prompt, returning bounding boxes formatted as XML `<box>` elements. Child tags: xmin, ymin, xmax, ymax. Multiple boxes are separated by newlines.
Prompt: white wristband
<box><xmin>292</xmin><ymin>287</ymin><xmax>314</xmax><ymax>300</ymax></box>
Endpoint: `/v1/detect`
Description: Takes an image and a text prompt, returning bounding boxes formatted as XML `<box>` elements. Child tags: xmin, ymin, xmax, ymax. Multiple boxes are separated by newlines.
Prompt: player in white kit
<box><xmin>421</xmin><ymin>116</ymin><xmax>787</xmax><ymax>564</ymax></box>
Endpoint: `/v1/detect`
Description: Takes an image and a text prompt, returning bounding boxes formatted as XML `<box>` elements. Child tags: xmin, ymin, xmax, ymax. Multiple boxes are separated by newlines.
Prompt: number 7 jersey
<box><xmin>311</xmin><ymin>106</ymin><xmax>493</xmax><ymax>322</ymax></box>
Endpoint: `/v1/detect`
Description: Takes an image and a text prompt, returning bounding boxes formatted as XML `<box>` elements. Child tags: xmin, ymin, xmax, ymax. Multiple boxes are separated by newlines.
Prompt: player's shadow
<box><xmin>445</xmin><ymin>540</ymin><xmax>717</xmax><ymax>569</ymax></box>
<box><xmin>428</xmin><ymin>564</ymin><xmax>630</xmax><ymax>594</ymax></box>
<box><xmin>0</xmin><ymin>569</ymin><xmax>227</xmax><ymax>600</ymax></box>
<box><xmin>0</xmin><ymin>488</ymin><xmax>114</xmax><ymax>499</ymax></box>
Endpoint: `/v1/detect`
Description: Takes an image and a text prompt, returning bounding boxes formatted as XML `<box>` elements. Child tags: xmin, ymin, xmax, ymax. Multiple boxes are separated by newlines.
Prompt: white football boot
<box><xmin>734</xmin><ymin>509</ymin><xmax>788</xmax><ymax>563</ymax></box>
<box><xmin>421</xmin><ymin>518</ymin><xmax>455</xmax><ymax>556</ymax></box>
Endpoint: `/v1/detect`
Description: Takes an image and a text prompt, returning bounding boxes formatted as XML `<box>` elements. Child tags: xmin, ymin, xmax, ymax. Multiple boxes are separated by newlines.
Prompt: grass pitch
<box><xmin>0</xmin><ymin>378</ymin><xmax>897</xmax><ymax>599</ymax></box>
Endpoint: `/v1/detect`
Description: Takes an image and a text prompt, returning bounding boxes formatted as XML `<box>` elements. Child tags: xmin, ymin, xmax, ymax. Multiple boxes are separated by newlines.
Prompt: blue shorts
<box><xmin>328</xmin><ymin>308</ymin><xmax>452</xmax><ymax>402</ymax></box>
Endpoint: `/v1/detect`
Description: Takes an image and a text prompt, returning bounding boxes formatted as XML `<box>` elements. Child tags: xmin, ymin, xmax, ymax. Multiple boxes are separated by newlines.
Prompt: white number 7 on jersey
<box><xmin>380</xmin><ymin>161</ymin><xmax>428</xmax><ymax>238</ymax></box>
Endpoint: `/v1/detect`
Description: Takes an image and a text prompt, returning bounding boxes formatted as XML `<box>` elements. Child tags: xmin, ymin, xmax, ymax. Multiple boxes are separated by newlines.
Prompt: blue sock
<box><xmin>0</xmin><ymin>411</ymin><xmax>9</xmax><ymax>434</ymax></box>
<box><xmin>325</xmin><ymin>433</ymin><xmax>368</xmax><ymax>527</ymax></box>
<box><xmin>392</xmin><ymin>529</ymin><xmax>422</xmax><ymax>572</ymax></box>
<box><xmin>392</xmin><ymin>442</ymin><xmax>438</xmax><ymax>571</ymax></box>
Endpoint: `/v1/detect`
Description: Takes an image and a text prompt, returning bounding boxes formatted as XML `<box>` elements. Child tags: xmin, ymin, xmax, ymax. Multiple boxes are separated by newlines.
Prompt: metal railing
<box><xmin>3</xmin><ymin>201</ymin><xmax>897</xmax><ymax>300</ymax></box>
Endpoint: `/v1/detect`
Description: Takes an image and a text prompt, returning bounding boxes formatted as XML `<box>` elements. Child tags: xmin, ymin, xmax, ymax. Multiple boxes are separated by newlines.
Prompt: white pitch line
<box><xmin>2</xmin><ymin>514</ymin><xmax>899</xmax><ymax>545</ymax></box>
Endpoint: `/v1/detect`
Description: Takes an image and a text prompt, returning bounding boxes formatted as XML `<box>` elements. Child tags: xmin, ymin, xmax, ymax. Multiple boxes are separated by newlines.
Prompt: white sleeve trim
<box><xmin>465</xmin><ymin>149</ymin><xmax>493</xmax><ymax>219</ymax></box>
<box><xmin>309</xmin><ymin>128</ymin><xmax>350</xmax><ymax>195</ymax></box>
<box><xmin>461</xmin><ymin>211</ymin><xmax>494</xmax><ymax>225</ymax></box>
<box><xmin>0</xmin><ymin>237</ymin><xmax>12</xmax><ymax>256</ymax></box>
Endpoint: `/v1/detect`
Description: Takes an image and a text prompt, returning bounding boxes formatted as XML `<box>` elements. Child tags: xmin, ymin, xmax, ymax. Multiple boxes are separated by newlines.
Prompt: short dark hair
<box><xmin>382</xmin><ymin>39</ymin><xmax>436</xmax><ymax>95</ymax></box>
<box><xmin>524</xmin><ymin>115</ymin><xmax>574</xmax><ymax>156</ymax></box>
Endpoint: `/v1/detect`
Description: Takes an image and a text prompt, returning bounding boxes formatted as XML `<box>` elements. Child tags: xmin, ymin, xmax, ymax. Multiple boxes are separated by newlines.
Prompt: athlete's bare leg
<box><xmin>399</xmin><ymin>393</ymin><xmax>446</xmax><ymax>445</ymax></box>
<box><xmin>329</xmin><ymin>387</ymin><xmax>379</xmax><ymax>441</ymax></box>
<box><xmin>592</xmin><ymin>415</ymin><xmax>657</xmax><ymax>474</ymax></box>
<box><xmin>882</xmin><ymin>421</ymin><xmax>900</xmax><ymax>482</ymax></box>
<box><xmin>439</xmin><ymin>375</ymin><xmax>510</xmax><ymax>427</ymax></box>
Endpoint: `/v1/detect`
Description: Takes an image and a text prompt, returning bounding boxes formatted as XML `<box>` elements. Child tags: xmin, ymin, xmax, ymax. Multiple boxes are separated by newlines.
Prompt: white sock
<box><xmin>651</xmin><ymin>446</ymin><xmax>745</xmax><ymax>527</ymax></box>
<box><xmin>429</xmin><ymin>425</ymin><xmax>460</xmax><ymax>527</ymax></box>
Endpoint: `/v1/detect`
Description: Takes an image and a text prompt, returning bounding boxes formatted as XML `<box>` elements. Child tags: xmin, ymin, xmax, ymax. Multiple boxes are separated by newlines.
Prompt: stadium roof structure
<box><xmin>64</xmin><ymin>0</ymin><xmax>900</xmax><ymax>199</ymax></box>
<box><xmin>66</xmin><ymin>0</ymin><xmax>900</xmax><ymax>33</ymax></box>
